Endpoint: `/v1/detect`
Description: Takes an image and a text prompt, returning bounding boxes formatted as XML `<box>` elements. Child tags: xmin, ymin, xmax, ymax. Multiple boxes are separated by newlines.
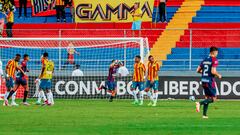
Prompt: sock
<box><xmin>200</xmin><ymin>98</ymin><xmax>213</xmax><ymax>116</ymax></box>
<box><xmin>153</xmin><ymin>92</ymin><xmax>159</xmax><ymax>103</ymax></box>
<box><xmin>49</xmin><ymin>91</ymin><xmax>54</xmax><ymax>105</ymax></box>
<box><xmin>4</xmin><ymin>91</ymin><xmax>10</xmax><ymax>100</ymax></box>
<box><xmin>132</xmin><ymin>90</ymin><xmax>138</xmax><ymax>102</ymax></box>
<box><xmin>37</xmin><ymin>91</ymin><xmax>41</xmax><ymax>103</ymax></box>
<box><xmin>147</xmin><ymin>91</ymin><xmax>153</xmax><ymax>102</ymax></box>
<box><xmin>47</xmin><ymin>92</ymin><xmax>50</xmax><ymax>103</ymax></box>
<box><xmin>12</xmin><ymin>92</ymin><xmax>16</xmax><ymax>103</ymax></box>
<box><xmin>203</xmin><ymin>103</ymin><xmax>209</xmax><ymax>116</ymax></box>
<box><xmin>23</xmin><ymin>91</ymin><xmax>28</xmax><ymax>102</ymax></box>
<box><xmin>139</xmin><ymin>91</ymin><xmax>144</xmax><ymax>102</ymax></box>
<box><xmin>200</xmin><ymin>98</ymin><xmax>213</xmax><ymax>106</ymax></box>
<box><xmin>7</xmin><ymin>90</ymin><xmax>15</xmax><ymax>100</ymax></box>
<box><xmin>40</xmin><ymin>91</ymin><xmax>47</xmax><ymax>101</ymax></box>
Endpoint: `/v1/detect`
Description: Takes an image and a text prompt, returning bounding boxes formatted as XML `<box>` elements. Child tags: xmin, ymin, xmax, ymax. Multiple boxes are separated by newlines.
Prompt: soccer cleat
<box><xmin>11</xmin><ymin>102</ymin><xmax>19</xmax><ymax>106</ymax></box>
<box><xmin>35</xmin><ymin>101</ymin><xmax>41</xmax><ymax>105</ymax></box>
<box><xmin>3</xmin><ymin>99</ymin><xmax>9</xmax><ymax>106</ymax></box>
<box><xmin>147</xmin><ymin>102</ymin><xmax>153</xmax><ymax>106</ymax></box>
<box><xmin>152</xmin><ymin>103</ymin><xmax>157</xmax><ymax>107</ymax></box>
<box><xmin>42</xmin><ymin>100</ymin><xmax>50</xmax><ymax>106</ymax></box>
<box><xmin>202</xmin><ymin>116</ymin><xmax>208</xmax><ymax>119</ymax></box>
<box><xmin>22</xmin><ymin>102</ymin><xmax>30</xmax><ymax>106</ymax></box>
<box><xmin>47</xmin><ymin>103</ymin><xmax>53</xmax><ymax>106</ymax></box>
<box><xmin>138</xmin><ymin>101</ymin><xmax>143</xmax><ymax>106</ymax></box>
<box><xmin>196</xmin><ymin>102</ymin><xmax>200</xmax><ymax>112</ymax></box>
<box><xmin>109</xmin><ymin>96</ymin><xmax>114</xmax><ymax>102</ymax></box>
<box><xmin>132</xmin><ymin>100</ymin><xmax>139</xmax><ymax>105</ymax></box>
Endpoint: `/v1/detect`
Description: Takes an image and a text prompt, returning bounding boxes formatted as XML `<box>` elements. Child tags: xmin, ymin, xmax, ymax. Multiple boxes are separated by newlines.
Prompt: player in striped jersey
<box><xmin>131</xmin><ymin>55</ymin><xmax>146</xmax><ymax>105</ymax></box>
<box><xmin>4</xmin><ymin>54</ymin><xmax>25</xmax><ymax>106</ymax></box>
<box><xmin>11</xmin><ymin>54</ymin><xmax>30</xmax><ymax>106</ymax></box>
<box><xmin>144</xmin><ymin>55</ymin><xmax>160</xmax><ymax>107</ymax></box>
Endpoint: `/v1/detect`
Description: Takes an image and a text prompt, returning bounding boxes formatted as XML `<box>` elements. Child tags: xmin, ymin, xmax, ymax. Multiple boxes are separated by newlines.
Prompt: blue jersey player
<box><xmin>196</xmin><ymin>46</ymin><xmax>222</xmax><ymax>119</ymax></box>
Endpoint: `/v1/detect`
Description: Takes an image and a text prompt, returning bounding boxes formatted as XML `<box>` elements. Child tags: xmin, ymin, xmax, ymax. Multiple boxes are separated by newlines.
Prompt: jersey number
<box><xmin>203</xmin><ymin>65</ymin><xmax>209</xmax><ymax>76</ymax></box>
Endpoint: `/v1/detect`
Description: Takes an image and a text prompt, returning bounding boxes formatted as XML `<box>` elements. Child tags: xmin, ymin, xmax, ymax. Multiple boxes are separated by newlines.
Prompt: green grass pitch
<box><xmin>0</xmin><ymin>99</ymin><xmax>240</xmax><ymax>135</ymax></box>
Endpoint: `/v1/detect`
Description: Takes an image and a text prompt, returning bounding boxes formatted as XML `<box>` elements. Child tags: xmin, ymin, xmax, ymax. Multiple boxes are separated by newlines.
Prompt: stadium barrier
<box><xmin>1</xmin><ymin>76</ymin><xmax>240</xmax><ymax>99</ymax></box>
<box><xmin>0</xmin><ymin>29</ymin><xmax>240</xmax><ymax>99</ymax></box>
<box><xmin>25</xmin><ymin>76</ymin><xmax>240</xmax><ymax>99</ymax></box>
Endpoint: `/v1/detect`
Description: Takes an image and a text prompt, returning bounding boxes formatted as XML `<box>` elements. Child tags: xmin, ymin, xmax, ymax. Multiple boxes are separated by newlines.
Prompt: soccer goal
<box><xmin>0</xmin><ymin>37</ymin><xmax>149</xmax><ymax>99</ymax></box>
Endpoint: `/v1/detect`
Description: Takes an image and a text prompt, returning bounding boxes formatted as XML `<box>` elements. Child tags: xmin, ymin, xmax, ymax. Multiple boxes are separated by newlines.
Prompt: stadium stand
<box><xmin>1</xmin><ymin>0</ymin><xmax>240</xmax><ymax>71</ymax></box>
<box><xmin>0</xmin><ymin>0</ymin><xmax>182</xmax><ymax>72</ymax></box>
<box><xmin>161</xmin><ymin>0</ymin><xmax>240</xmax><ymax>71</ymax></box>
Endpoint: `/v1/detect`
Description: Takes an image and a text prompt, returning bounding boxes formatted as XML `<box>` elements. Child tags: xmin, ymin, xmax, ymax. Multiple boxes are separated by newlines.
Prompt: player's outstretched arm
<box><xmin>196</xmin><ymin>66</ymin><xmax>202</xmax><ymax>74</ymax></box>
<box><xmin>211</xmin><ymin>67</ymin><xmax>222</xmax><ymax>79</ymax></box>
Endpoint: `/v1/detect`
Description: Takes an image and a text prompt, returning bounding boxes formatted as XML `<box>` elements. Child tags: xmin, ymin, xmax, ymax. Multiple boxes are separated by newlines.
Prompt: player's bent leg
<box><xmin>200</xmin><ymin>83</ymin><xmax>216</xmax><ymax>117</ymax></box>
<box><xmin>6</xmin><ymin>83</ymin><xmax>20</xmax><ymax>106</ymax></box>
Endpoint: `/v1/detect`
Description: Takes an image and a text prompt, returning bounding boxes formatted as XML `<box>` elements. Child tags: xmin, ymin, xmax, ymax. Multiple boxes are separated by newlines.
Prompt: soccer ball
<box><xmin>189</xmin><ymin>96</ymin><xmax>195</xmax><ymax>101</ymax></box>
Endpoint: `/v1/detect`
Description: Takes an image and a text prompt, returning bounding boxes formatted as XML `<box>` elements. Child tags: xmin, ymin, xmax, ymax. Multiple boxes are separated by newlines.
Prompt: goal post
<box><xmin>0</xmin><ymin>37</ymin><xmax>149</xmax><ymax>99</ymax></box>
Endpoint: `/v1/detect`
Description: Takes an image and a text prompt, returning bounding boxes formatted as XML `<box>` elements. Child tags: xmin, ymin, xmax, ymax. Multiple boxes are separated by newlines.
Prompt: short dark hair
<box><xmin>16</xmin><ymin>54</ymin><xmax>21</xmax><ymax>57</ymax></box>
<box><xmin>76</xmin><ymin>64</ymin><xmax>80</xmax><ymax>69</ymax></box>
<box><xmin>135</xmin><ymin>55</ymin><xmax>141</xmax><ymax>59</ymax></box>
<box><xmin>134</xmin><ymin>2</ymin><xmax>140</xmax><ymax>6</ymax></box>
<box><xmin>148</xmin><ymin>55</ymin><xmax>153</xmax><ymax>59</ymax></box>
<box><xmin>43</xmin><ymin>52</ymin><xmax>48</xmax><ymax>57</ymax></box>
<box><xmin>23</xmin><ymin>54</ymin><xmax>29</xmax><ymax>58</ymax></box>
<box><xmin>111</xmin><ymin>59</ymin><xmax>115</xmax><ymax>63</ymax></box>
<box><xmin>210</xmin><ymin>46</ymin><xmax>218</xmax><ymax>52</ymax></box>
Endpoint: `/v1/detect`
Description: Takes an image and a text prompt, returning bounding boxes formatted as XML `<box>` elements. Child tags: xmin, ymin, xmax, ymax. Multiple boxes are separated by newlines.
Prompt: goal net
<box><xmin>0</xmin><ymin>37</ymin><xmax>149</xmax><ymax>99</ymax></box>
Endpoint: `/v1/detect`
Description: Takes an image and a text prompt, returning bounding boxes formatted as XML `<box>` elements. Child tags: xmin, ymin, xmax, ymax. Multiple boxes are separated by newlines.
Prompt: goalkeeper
<box><xmin>98</xmin><ymin>60</ymin><xmax>121</xmax><ymax>102</ymax></box>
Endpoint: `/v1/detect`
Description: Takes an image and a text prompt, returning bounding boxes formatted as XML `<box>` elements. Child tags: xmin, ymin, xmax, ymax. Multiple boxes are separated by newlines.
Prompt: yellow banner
<box><xmin>74</xmin><ymin>0</ymin><xmax>154</xmax><ymax>23</ymax></box>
